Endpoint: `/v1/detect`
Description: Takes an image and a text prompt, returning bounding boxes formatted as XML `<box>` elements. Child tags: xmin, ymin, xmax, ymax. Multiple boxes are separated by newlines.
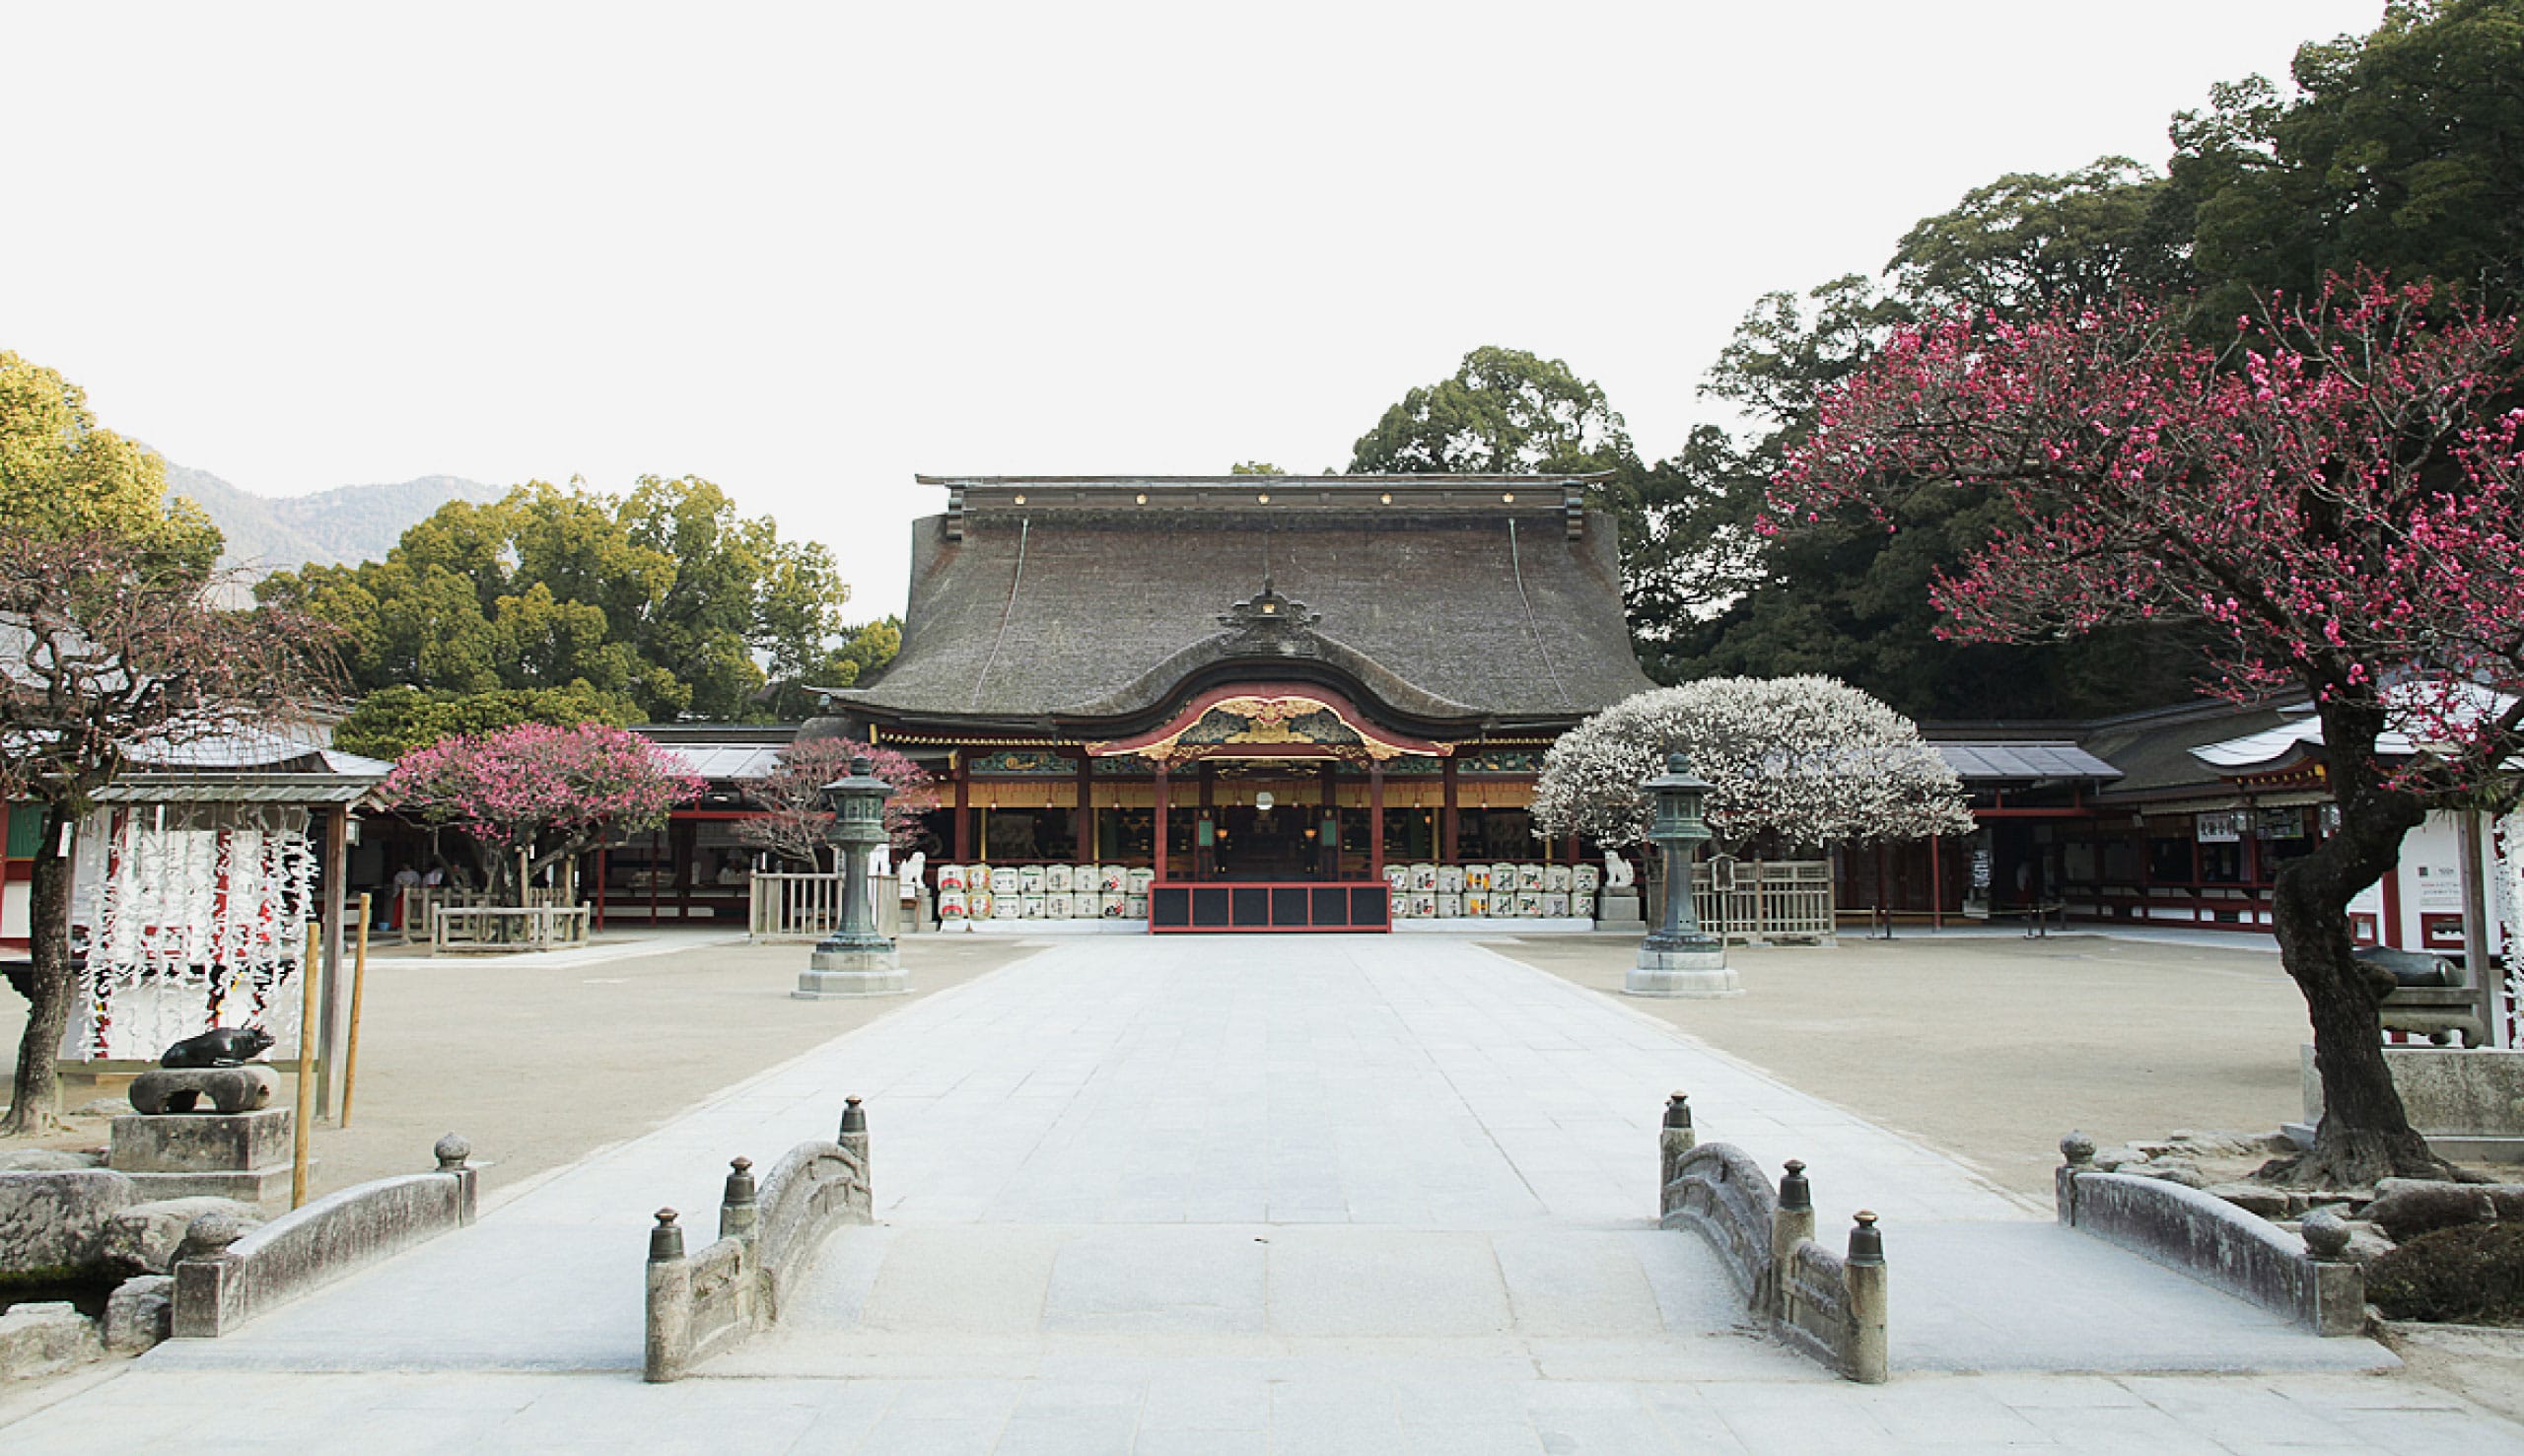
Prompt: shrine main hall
<box><xmin>814</xmin><ymin>474</ymin><xmax>1653</xmax><ymax>931</ymax></box>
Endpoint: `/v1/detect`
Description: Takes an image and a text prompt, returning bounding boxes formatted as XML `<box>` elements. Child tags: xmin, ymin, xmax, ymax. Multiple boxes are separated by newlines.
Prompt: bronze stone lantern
<box><xmin>1642</xmin><ymin>751</ymin><xmax>1720</xmax><ymax>956</ymax></box>
<box><xmin>815</xmin><ymin>755</ymin><xmax>895</xmax><ymax>957</ymax></box>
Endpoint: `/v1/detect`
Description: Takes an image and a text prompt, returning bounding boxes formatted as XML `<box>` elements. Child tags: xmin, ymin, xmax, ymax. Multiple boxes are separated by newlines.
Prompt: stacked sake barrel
<box><xmin>1382</xmin><ymin>863</ymin><xmax>1601</xmax><ymax>921</ymax></box>
<box><xmin>932</xmin><ymin>865</ymin><xmax>1155</xmax><ymax>925</ymax></box>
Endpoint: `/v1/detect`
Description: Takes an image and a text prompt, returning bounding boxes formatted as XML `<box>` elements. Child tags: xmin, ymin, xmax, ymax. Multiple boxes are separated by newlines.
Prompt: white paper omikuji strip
<box><xmin>68</xmin><ymin>803</ymin><xmax>316</xmax><ymax>1061</ymax></box>
<box><xmin>2497</xmin><ymin>811</ymin><xmax>2524</xmax><ymax>1047</ymax></box>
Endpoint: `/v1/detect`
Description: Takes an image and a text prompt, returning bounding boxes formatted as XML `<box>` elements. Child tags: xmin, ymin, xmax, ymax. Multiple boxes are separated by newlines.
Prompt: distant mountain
<box><xmin>158</xmin><ymin>458</ymin><xmax>505</xmax><ymax>574</ymax></box>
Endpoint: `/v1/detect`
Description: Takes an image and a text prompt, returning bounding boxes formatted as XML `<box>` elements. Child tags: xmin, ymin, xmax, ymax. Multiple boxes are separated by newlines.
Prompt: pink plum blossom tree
<box><xmin>380</xmin><ymin>722</ymin><xmax>704</xmax><ymax>903</ymax></box>
<box><xmin>733</xmin><ymin>736</ymin><xmax>940</xmax><ymax>870</ymax></box>
<box><xmin>1531</xmin><ymin>676</ymin><xmax>1971</xmax><ymax>856</ymax></box>
<box><xmin>1771</xmin><ymin>275</ymin><xmax>2524</xmax><ymax>1185</ymax></box>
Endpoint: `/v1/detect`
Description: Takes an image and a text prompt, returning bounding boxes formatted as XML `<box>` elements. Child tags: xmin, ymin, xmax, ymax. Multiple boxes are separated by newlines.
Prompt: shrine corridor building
<box><xmin>815</xmin><ymin>474</ymin><xmax>1653</xmax><ymax>930</ymax></box>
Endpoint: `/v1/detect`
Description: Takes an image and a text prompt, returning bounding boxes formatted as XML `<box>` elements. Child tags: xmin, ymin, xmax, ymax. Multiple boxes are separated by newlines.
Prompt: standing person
<box><xmin>389</xmin><ymin>864</ymin><xmax>422</xmax><ymax>931</ymax></box>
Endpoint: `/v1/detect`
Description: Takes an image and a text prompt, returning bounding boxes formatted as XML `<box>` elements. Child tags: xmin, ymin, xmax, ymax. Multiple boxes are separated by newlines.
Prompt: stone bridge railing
<box><xmin>1656</xmin><ymin>1093</ymin><xmax>1888</xmax><ymax>1383</ymax></box>
<box><xmin>2055</xmin><ymin>1132</ymin><xmax>2362</xmax><ymax>1336</ymax></box>
<box><xmin>172</xmin><ymin>1135</ymin><xmax>478</xmax><ymax>1339</ymax></box>
<box><xmin>644</xmin><ymin>1097</ymin><xmax>874</xmax><ymax>1382</ymax></box>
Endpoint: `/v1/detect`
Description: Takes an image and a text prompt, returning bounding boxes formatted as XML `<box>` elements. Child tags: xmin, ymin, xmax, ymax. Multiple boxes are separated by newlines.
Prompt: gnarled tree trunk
<box><xmin>2</xmin><ymin>804</ymin><xmax>75</xmax><ymax>1137</ymax></box>
<box><xmin>2263</xmin><ymin>697</ymin><xmax>2465</xmax><ymax>1188</ymax></box>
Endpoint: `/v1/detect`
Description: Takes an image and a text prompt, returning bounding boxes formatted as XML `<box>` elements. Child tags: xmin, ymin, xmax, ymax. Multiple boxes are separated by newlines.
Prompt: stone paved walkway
<box><xmin>8</xmin><ymin>935</ymin><xmax>2521</xmax><ymax>1452</ymax></box>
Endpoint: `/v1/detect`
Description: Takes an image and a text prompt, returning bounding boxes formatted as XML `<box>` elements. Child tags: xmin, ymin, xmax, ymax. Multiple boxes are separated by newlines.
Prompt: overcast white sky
<box><xmin>2</xmin><ymin>2</ymin><xmax>2384</xmax><ymax>619</ymax></box>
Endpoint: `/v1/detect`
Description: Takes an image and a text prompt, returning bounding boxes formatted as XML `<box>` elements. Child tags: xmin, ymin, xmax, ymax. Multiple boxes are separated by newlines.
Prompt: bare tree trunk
<box><xmin>2</xmin><ymin>804</ymin><xmax>75</xmax><ymax>1137</ymax></box>
<box><xmin>2262</xmin><ymin>695</ymin><xmax>2463</xmax><ymax>1188</ymax></box>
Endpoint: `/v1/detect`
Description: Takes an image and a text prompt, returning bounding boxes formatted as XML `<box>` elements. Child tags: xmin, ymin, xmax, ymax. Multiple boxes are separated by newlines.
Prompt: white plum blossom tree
<box><xmin>1531</xmin><ymin>676</ymin><xmax>1973</xmax><ymax>855</ymax></box>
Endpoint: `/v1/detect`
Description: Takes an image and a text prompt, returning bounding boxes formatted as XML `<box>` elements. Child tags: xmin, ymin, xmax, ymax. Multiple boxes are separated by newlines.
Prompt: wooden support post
<box><xmin>316</xmin><ymin>806</ymin><xmax>348</xmax><ymax>1120</ymax></box>
<box><xmin>341</xmin><ymin>894</ymin><xmax>372</xmax><ymax>1128</ymax></box>
<box><xmin>2460</xmin><ymin>810</ymin><xmax>2499</xmax><ymax>1046</ymax></box>
<box><xmin>1074</xmin><ymin>751</ymin><xmax>1094</xmax><ymax>866</ymax></box>
<box><xmin>292</xmin><ymin>917</ymin><xmax>320</xmax><ymax>1209</ymax></box>
<box><xmin>952</xmin><ymin>752</ymin><xmax>971</xmax><ymax>862</ymax></box>
<box><xmin>1368</xmin><ymin>761</ymin><xmax>1386</xmax><ymax>882</ymax></box>
<box><xmin>1319</xmin><ymin>761</ymin><xmax>1339</xmax><ymax>877</ymax></box>
<box><xmin>1199</xmin><ymin>761</ymin><xmax>1216</xmax><ymax>880</ymax></box>
<box><xmin>1153</xmin><ymin>763</ymin><xmax>1170</xmax><ymax>882</ymax></box>
<box><xmin>1440</xmin><ymin>758</ymin><xmax>1459</xmax><ymax>866</ymax></box>
<box><xmin>1930</xmin><ymin>836</ymin><xmax>1943</xmax><ymax>931</ymax></box>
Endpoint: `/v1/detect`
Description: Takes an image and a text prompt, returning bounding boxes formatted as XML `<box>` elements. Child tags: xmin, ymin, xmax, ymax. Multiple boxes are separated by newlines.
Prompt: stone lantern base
<box><xmin>1625</xmin><ymin>943</ymin><xmax>1740</xmax><ymax>999</ymax></box>
<box><xmin>794</xmin><ymin>944</ymin><xmax>907</xmax><ymax>1000</ymax></box>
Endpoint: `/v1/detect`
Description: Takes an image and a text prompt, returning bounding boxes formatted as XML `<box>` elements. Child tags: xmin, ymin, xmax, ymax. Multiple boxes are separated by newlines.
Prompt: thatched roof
<box><xmin>832</xmin><ymin>476</ymin><xmax>1654</xmax><ymax>734</ymax></box>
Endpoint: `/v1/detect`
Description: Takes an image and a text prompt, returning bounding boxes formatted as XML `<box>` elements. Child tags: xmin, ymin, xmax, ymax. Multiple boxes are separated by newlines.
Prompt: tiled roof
<box><xmin>1929</xmin><ymin>741</ymin><xmax>2122</xmax><ymax>782</ymax></box>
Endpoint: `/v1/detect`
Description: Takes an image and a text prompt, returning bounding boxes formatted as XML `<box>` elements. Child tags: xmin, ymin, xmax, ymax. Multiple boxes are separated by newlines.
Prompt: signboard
<box><xmin>2413</xmin><ymin>863</ymin><xmax>2461</xmax><ymax>910</ymax></box>
<box><xmin>2195</xmin><ymin>811</ymin><xmax>2245</xmax><ymax>844</ymax></box>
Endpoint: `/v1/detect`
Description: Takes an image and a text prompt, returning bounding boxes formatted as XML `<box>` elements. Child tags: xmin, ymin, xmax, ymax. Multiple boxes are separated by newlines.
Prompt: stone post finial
<box><xmin>435</xmin><ymin>1133</ymin><xmax>472</xmax><ymax>1171</ymax></box>
<box><xmin>177</xmin><ymin>1211</ymin><xmax>247</xmax><ymax>1264</ymax></box>
<box><xmin>2060</xmin><ymin>1131</ymin><xmax>2096</xmax><ymax>1167</ymax></box>
<box><xmin>1662</xmin><ymin>1093</ymin><xmax>1692</xmax><ymax>1131</ymax></box>
<box><xmin>720</xmin><ymin>1157</ymin><xmax>759</xmax><ymax>1243</ymax></box>
<box><xmin>1849</xmin><ymin>1210</ymin><xmax>1884</xmax><ymax>1264</ymax></box>
<box><xmin>2300</xmin><ymin>1206</ymin><xmax>2352</xmax><ymax>1263</ymax></box>
<box><xmin>841</xmin><ymin>1096</ymin><xmax>867</xmax><ymax>1139</ymax></box>
<box><xmin>649</xmin><ymin>1208</ymin><xmax>684</xmax><ymax>1263</ymax></box>
<box><xmin>1779</xmin><ymin>1158</ymin><xmax>1811</xmax><ymax>1212</ymax></box>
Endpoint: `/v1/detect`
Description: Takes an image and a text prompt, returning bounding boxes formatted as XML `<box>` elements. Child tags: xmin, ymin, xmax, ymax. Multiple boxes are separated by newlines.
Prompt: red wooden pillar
<box><xmin>1074</xmin><ymin>751</ymin><xmax>1094</xmax><ymax>866</ymax></box>
<box><xmin>1198</xmin><ymin>760</ymin><xmax>1216</xmax><ymax>880</ymax></box>
<box><xmin>952</xmin><ymin>753</ymin><xmax>971</xmax><ymax>862</ymax></box>
<box><xmin>1440</xmin><ymin>757</ymin><xmax>1459</xmax><ymax>866</ymax></box>
<box><xmin>1368</xmin><ymin>761</ymin><xmax>1386</xmax><ymax>882</ymax></box>
<box><xmin>1318</xmin><ymin>762</ymin><xmax>1339</xmax><ymax>877</ymax></box>
<box><xmin>1154</xmin><ymin>762</ymin><xmax>1171</xmax><ymax>883</ymax></box>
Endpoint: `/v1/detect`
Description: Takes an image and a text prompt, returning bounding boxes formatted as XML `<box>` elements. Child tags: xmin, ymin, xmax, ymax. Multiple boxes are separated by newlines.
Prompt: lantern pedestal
<box><xmin>795</xmin><ymin>945</ymin><xmax>907</xmax><ymax>999</ymax></box>
<box><xmin>1625</xmin><ymin>944</ymin><xmax>1740</xmax><ymax>999</ymax></box>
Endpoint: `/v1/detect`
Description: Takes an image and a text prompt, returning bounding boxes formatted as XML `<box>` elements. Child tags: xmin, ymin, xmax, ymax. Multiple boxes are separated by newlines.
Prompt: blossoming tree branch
<box><xmin>379</xmin><ymin>723</ymin><xmax>707</xmax><ymax>903</ymax></box>
<box><xmin>1770</xmin><ymin>275</ymin><xmax>2524</xmax><ymax>1186</ymax></box>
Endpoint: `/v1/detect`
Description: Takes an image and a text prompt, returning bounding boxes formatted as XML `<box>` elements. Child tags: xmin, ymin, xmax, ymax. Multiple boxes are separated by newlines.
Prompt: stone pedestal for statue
<box><xmin>794</xmin><ymin>945</ymin><xmax>908</xmax><ymax>999</ymax></box>
<box><xmin>1624</xmin><ymin>944</ymin><xmax>1741</xmax><ymax>999</ymax></box>
<box><xmin>108</xmin><ymin>1068</ymin><xmax>295</xmax><ymax>1201</ymax></box>
<box><xmin>1595</xmin><ymin>889</ymin><xmax>1646</xmax><ymax>933</ymax></box>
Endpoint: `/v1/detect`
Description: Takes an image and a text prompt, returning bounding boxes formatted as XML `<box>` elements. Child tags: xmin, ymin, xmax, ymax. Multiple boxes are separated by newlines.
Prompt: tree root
<box><xmin>2254</xmin><ymin>1134</ymin><xmax>2482</xmax><ymax>1190</ymax></box>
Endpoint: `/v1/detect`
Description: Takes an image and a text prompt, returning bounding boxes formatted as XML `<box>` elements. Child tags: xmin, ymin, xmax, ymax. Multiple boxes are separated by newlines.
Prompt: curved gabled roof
<box><xmin>837</xmin><ymin>485</ymin><xmax>1652</xmax><ymax>729</ymax></box>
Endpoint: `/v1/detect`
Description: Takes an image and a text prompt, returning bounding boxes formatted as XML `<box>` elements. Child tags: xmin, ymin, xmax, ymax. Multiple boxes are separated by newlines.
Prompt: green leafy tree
<box><xmin>332</xmin><ymin>683</ymin><xmax>642</xmax><ymax>760</ymax></box>
<box><xmin>1350</xmin><ymin>346</ymin><xmax>1699</xmax><ymax>642</ymax></box>
<box><xmin>261</xmin><ymin>476</ymin><xmax>856</xmax><ymax>723</ymax></box>
<box><xmin>1228</xmin><ymin>461</ymin><xmax>1285</xmax><ymax>475</ymax></box>
<box><xmin>1887</xmin><ymin>157</ymin><xmax>2193</xmax><ymax>317</ymax></box>
<box><xmin>1351</xmin><ymin>346</ymin><xmax>1634</xmax><ymax>476</ymax></box>
<box><xmin>0</xmin><ymin>351</ymin><xmax>222</xmax><ymax>574</ymax></box>
<box><xmin>2169</xmin><ymin>0</ymin><xmax>2524</xmax><ymax>319</ymax></box>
